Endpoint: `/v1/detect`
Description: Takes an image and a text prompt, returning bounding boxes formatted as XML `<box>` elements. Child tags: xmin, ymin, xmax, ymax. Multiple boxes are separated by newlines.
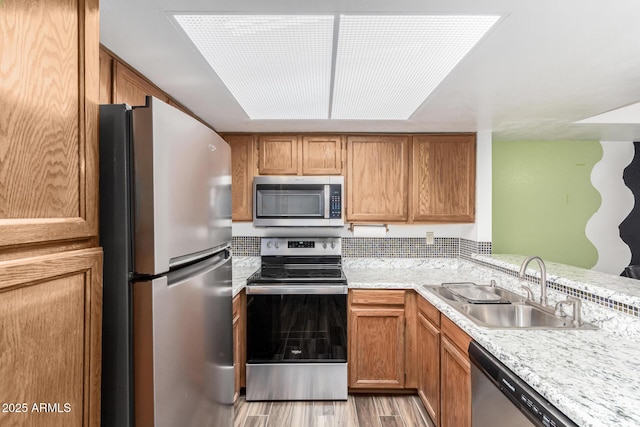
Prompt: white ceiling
<box><xmin>100</xmin><ymin>0</ymin><xmax>640</xmax><ymax>140</ymax></box>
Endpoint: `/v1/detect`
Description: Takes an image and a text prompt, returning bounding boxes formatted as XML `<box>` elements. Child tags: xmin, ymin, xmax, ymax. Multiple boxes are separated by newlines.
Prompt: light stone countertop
<box><xmin>231</xmin><ymin>256</ymin><xmax>640</xmax><ymax>426</ymax></box>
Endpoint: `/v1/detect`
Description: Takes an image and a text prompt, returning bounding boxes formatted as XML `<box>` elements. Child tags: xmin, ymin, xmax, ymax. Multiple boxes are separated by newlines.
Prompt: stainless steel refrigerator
<box><xmin>99</xmin><ymin>97</ymin><xmax>234</xmax><ymax>427</ymax></box>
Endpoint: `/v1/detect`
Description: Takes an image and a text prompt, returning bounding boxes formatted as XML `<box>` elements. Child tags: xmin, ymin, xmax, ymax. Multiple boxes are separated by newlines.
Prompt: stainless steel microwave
<box><xmin>253</xmin><ymin>176</ymin><xmax>344</xmax><ymax>227</ymax></box>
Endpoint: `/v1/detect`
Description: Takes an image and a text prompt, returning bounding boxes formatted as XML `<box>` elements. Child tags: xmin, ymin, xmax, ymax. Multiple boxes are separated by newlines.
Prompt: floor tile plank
<box><xmin>380</xmin><ymin>415</ymin><xmax>404</xmax><ymax>427</ymax></box>
<box><xmin>266</xmin><ymin>401</ymin><xmax>293</xmax><ymax>427</ymax></box>
<box><xmin>373</xmin><ymin>395</ymin><xmax>400</xmax><ymax>416</ymax></box>
<box><xmin>334</xmin><ymin>398</ymin><xmax>359</xmax><ymax>427</ymax></box>
<box><xmin>244</xmin><ymin>415</ymin><xmax>268</xmax><ymax>427</ymax></box>
<box><xmin>354</xmin><ymin>395</ymin><xmax>380</xmax><ymax>427</ymax></box>
<box><xmin>314</xmin><ymin>401</ymin><xmax>336</xmax><ymax>416</ymax></box>
<box><xmin>410</xmin><ymin>395</ymin><xmax>436</xmax><ymax>427</ymax></box>
<box><xmin>247</xmin><ymin>400</ymin><xmax>273</xmax><ymax>417</ymax></box>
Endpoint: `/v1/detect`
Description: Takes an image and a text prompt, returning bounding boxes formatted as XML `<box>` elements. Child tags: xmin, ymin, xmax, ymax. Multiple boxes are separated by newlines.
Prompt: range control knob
<box><xmin>331</xmin><ymin>242</ymin><xmax>336</xmax><ymax>249</ymax></box>
<box><xmin>323</xmin><ymin>243</ymin><xmax>327</xmax><ymax>249</ymax></box>
<box><xmin>274</xmin><ymin>242</ymin><xmax>280</xmax><ymax>249</ymax></box>
<box><xmin>266</xmin><ymin>242</ymin><xmax>273</xmax><ymax>248</ymax></box>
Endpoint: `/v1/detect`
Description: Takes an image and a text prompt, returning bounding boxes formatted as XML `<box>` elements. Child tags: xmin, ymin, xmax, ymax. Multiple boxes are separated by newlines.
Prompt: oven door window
<box><xmin>246</xmin><ymin>294</ymin><xmax>347</xmax><ymax>363</ymax></box>
<box><xmin>256</xmin><ymin>185</ymin><xmax>325</xmax><ymax>218</ymax></box>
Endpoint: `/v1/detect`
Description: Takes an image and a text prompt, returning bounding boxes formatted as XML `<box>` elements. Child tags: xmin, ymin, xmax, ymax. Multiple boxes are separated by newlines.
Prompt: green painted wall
<box><xmin>492</xmin><ymin>141</ymin><xmax>602</xmax><ymax>269</ymax></box>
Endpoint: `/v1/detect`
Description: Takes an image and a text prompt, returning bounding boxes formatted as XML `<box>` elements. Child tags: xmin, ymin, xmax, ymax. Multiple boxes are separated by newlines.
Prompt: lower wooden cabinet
<box><xmin>348</xmin><ymin>290</ymin><xmax>406</xmax><ymax>389</ymax></box>
<box><xmin>417</xmin><ymin>310</ymin><xmax>441</xmax><ymax>425</ymax></box>
<box><xmin>232</xmin><ymin>290</ymin><xmax>246</xmax><ymax>402</ymax></box>
<box><xmin>0</xmin><ymin>248</ymin><xmax>102</xmax><ymax>427</ymax></box>
<box><xmin>440</xmin><ymin>317</ymin><xmax>472</xmax><ymax>427</ymax></box>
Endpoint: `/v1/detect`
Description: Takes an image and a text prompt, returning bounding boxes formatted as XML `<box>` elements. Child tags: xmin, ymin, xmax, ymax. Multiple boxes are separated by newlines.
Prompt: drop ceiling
<box><xmin>100</xmin><ymin>0</ymin><xmax>640</xmax><ymax>140</ymax></box>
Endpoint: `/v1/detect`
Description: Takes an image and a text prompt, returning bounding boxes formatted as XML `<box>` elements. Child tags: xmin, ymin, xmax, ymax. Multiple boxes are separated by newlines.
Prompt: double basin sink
<box><xmin>425</xmin><ymin>283</ymin><xmax>597</xmax><ymax>330</ymax></box>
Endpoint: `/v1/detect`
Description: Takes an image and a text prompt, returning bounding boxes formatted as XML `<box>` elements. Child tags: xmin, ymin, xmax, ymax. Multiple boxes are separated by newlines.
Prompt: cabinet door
<box><xmin>99</xmin><ymin>48</ymin><xmax>113</xmax><ymax>104</ymax></box>
<box><xmin>0</xmin><ymin>248</ymin><xmax>102</xmax><ymax>427</ymax></box>
<box><xmin>411</xmin><ymin>134</ymin><xmax>476</xmax><ymax>223</ymax></box>
<box><xmin>224</xmin><ymin>135</ymin><xmax>256</xmax><ymax>221</ymax></box>
<box><xmin>418</xmin><ymin>312</ymin><xmax>441</xmax><ymax>426</ymax></box>
<box><xmin>257</xmin><ymin>135</ymin><xmax>300</xmax><ymax>175</ymax></box>
<box><xmin>0</xmin><ymin>0</ymin><xmax>99</xmax><ymax>254</ymax></box>
<box><xmin>232</xmin><ymin>291</ymin><xmax>246</xmax><ymax>402</ymax></box>
<box><xmin>347</xmin><ymin>135</ymin><xmax>410</xmax><ymax>221</ymax></box>
<box><xmin>302</xmin><ymin>135</ymin><xmax>343</xmax><ymax>175</ymax></box>
<box><xmin>113</xmin><ymin>61</ymin><xmax>169</xmax><ymax>107</ymax></box>
<box><xmin>349</xmin><ymin>307</ymin><xmax>405</xmax><ymax>389</ymax></box>
<box><xmin>440</xmin><ymin>336</ymin><xmax>471</xmax><ymax>427</ymax></box>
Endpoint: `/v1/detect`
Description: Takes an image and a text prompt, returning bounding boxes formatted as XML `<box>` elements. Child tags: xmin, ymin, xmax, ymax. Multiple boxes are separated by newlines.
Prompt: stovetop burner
<box><xmin>247</xmin><ymin>237</ymin><xmax>346</xmax><ymax>285</ymax></box>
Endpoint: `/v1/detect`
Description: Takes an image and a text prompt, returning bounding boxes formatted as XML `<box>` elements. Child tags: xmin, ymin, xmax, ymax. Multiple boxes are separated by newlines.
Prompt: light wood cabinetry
<box><xmin>99</xmin><ymin>48</ymin><xmax>114</xmax><ymax>104</ymax></box>
<box><xmin>411</xmin><ymin>134</ymin><xmax>476</xmax><ymax>222</ymax></box>
<box><xmin>113</xmin><ymin>61</ymin><xmax>169</xmax><ymax>107</ymax></box>
<box><xmin>0</xmin><ymin>249</ymin><xmax>103</xmax><ymax>427</ymax></box>
<box><xmin>417</xmin><ymin>298</ymin><xmax>441</xmax><ymax>426</ymax></box>
<box><xmin>347</xmin><ymin>135</ymin><xmax>410</xmax><ymax>222</ymax></box>
<box><xmin>257</xmin><ymin>135</ymin><xmax>301</xmax><ymax>175</ymax></box>
<box><xmin>302</xmin><ymin>135</ymin><xmax>344</xmax><ymax>175</ymax></box>
<box><xmin>439</xmin><ymin>316</ymin><xmax>472</xmax><ymax>427</ymax></box>
<box><xmin>348</xmin><ymin>290</ymin><xmax>407</xmax><ymax>389</ymax></box>
<box><xmin>224</xmin><ymin>135</ymin><xmax>257</xmax><ymax>221</ymax></box>
<box><xmin>1</xmin><ymin>2</ymin><xmax>103</xmax><ymax>426</ymax></box>
<box><xmin>233</xmin><ymin>291</ymin><xmax>246</xmax><ymax>402</ymax></box>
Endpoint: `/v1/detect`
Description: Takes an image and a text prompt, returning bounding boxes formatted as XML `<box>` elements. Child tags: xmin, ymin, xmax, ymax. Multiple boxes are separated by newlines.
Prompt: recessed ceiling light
<box><xmin>331</xmin><ymin>15</ymin><xmax>500</xmax><ymax>120</ymax></box>
<box><xmin>174</xmin><ymin>14</ymin><xmax>334</xmax><ymax>119</ymax></box>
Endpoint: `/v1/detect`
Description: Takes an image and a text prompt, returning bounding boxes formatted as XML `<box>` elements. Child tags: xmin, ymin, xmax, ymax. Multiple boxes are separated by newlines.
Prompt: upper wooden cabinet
<box><xmin>412</xmin><ymin>134</ymin><xmax>476</xmax><ymax>223</ymax></box>
<box><xmin>256</xmin><ymin>134</ymin><xmax>344</xmax><ymax>176</ymax></box>
<box><xmin>113</xmin><ymin>61</ymin><xmax>169</xmax><ymax>107</ymax></box>
<box><xmin>99</xmin><ymin>48</ymin><xmax>114</xmax><ymax>104</ymax></box>
<box><xmin>302</xmin><ymin>135</ymin><xmax>344</xmax><ymax>175</ymax></box>
<box><xmin>347</xmin><ymin>135</ymin><xmax>410</xmax><ymax>222</ymax></box>
<box><xmin>0</xmin><ymin>0</ymin><xmax>99</xmax><ymax>254</ymax></box>
<box><xmin>225</xmin><ymin>134</ymin><xmax>257</xmax><ymax>221</ymax></box>
<box><xmin>257</xmin><ymin>135</ymin><xmax>301</xmax><ymax>175</ymax></box>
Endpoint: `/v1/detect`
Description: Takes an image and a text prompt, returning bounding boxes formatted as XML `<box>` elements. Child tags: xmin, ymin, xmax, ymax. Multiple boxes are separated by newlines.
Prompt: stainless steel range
<box><xmin>245</xmin><ymin>237</ymin><xmax>348</xmax><ymax>401</ymax></box>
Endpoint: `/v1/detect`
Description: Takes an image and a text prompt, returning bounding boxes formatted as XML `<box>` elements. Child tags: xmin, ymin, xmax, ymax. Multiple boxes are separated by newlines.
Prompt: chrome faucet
<box><xmin>518</xmin><ymin>256</ymin><xmax>548</xmax><ymax>306</ymax></box>
<box><xmin>554</xmin><ymin>296</ymin><xmax>582</xmax><ymax>326</ymax></box>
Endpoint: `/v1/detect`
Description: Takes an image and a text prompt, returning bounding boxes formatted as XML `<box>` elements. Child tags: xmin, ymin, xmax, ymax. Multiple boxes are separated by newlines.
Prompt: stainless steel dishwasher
<box><xmin>469</xmin><ymin>341</ymin><xmax>578</xmax><ymax>427</ymax></box>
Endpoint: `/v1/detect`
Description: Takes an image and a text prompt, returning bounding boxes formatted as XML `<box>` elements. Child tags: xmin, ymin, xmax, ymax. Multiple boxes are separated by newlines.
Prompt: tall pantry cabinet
<box><xmin>0</xmin><ymin>1</ymin><xmax>102</xmax><ymax>427</ymax></box>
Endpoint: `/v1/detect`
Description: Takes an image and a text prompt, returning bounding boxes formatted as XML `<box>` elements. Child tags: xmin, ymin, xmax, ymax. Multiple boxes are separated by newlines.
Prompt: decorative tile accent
<box><xmin>342</xmin><ymin>237</ymin><xmax>459</xmax><ymax>258</ymax></box>
<box><xmin>232</xmin><ymin>236</ymin><xmax>261</xmax><ymax>256</ymax></box>
<box><xmin>460</xmin><ymin>238</ymin><xmax>492</xmax><ymax>259</ymax></box>
<box><xmin>468</xmin><ymin>256</ymin><xmax>640</xmax><ymax>319</ymax></box>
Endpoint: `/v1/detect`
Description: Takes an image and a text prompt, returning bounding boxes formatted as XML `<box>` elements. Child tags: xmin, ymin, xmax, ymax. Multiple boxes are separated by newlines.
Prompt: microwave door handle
<box><xmin>324</xmin><ymin>185</ymin><xmax>330</xmax><ymax>218</ymax></box>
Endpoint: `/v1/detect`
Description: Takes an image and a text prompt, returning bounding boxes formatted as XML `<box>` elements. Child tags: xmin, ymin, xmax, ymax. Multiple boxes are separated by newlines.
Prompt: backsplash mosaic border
<box><xmin>231</xmin><ymin>236</ymin><xmax>493</xmax><ymax>259</ymax></box>
<box><xmin>468</xmin><ymin>257</ymin><xmax>640</xmax><ymax>319</ymax></box>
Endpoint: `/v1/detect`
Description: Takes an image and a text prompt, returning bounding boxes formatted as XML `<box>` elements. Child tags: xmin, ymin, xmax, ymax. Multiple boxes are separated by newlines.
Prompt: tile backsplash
<box><xmin>231</xmin><ymin>236</ymin><xmax>492</xmax><ymax>258</ymax></box>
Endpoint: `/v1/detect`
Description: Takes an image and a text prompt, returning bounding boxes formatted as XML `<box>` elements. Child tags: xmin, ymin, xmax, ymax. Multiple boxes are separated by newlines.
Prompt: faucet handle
<box><xmin>554</xmin><ymin>296</ymin><xmax>583</xmax><ymax>325</ymax></box>
<box><xmin>520</xmin><ymin>285</ymin><xmax>535</xmax><ymax>301</ymax></box>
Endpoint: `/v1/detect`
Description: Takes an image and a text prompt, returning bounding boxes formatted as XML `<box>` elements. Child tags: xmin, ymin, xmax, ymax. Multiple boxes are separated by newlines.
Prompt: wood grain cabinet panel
<box><xmin>223</xmin><ymin>134</ymin><xmax>256</xmax><ymax>221</ymax></box>
<box><xmin>349</xmin><ymin>307</ymin><xmax>405</xmax><ymax>389</ymax></box>
<box><xmin>0</xmin><ymin>0</ymin><xmax>99</xmax><ymax>253</ymax></box>
<box><xmin>417</xmin><ymin>311</ymin><xmax>441</xmax><ymax>426</ymax></box>
<box><xmin>347</xmin><ymin>135</ymin><xmax>410</xmax><ymax>222</ymax></box>
<box><xmin>301</xmin><ymin>135</ymin><xmax>344</xmax><ymax>175</ymax></box>
<box><xmin>99</xmin><ymin>48</ymin><xmax>113</xmax><ymax>104</ymax></box>
<box><xmin>232</xmin><ymin>291</ymin><xmax>246</xmax><ymax>402</ymax></box>
<box><xmin>257</xmin><ymin>135</ymin><xmax>300</xmax><ymax>175</ymax></box>
<box><xmin>440</xmin><ymin>331</ymin><xmax>471</xmax><ymax>427</ymax></box>
<box><xmin>0</xmin><ymin>248</ymin><xmax>102</xmax><ymax>427</ymax></box>
<box><xmin>113</xmin><ymin>61</ymin><xmax>169</xmax><ymax>107</ymax></box>
<box><xmin>411</xmin><ymin>134</ymin><xmax>476</xmax><ymax>223</ymax></box>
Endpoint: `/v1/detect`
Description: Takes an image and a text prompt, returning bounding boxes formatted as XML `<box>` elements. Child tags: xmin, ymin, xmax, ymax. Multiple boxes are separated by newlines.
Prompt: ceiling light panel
<box><xmin>174</xmin><ymin>15</ymin><xmax>334</xmax><ymax>119</ymax></box>
<box><xmin>332</xmin><ymin>15</ymin><xmax>500</xmax><ymax>120</ymax></box>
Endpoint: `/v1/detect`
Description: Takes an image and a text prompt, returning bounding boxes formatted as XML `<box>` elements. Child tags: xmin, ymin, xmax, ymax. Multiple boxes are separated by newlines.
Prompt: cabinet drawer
<box><xmin>351</xmin><ymin>289</ymin><xmax>405</xmax><ymax>305</ymax></box>
<box><xmin>418</xmin><ymin>296</ymin><xmax>440</xmax><ymax>326</ymax></box>
<box><xmin>441</xmin><ymin>315</ymin><xmax>471</xmax><ymax>355</ymax></box>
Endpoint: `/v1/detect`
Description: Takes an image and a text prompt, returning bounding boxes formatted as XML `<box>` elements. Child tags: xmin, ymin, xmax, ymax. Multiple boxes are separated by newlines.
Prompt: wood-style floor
<box><xmin>234</xmin><ymin>394</ymin><xmax>436</xmax><ymax>427</ymax></box>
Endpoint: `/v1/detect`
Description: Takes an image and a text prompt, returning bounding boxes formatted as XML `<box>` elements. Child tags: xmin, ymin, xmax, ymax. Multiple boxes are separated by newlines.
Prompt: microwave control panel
<box><xmin>330</xmin><ymin>185</ymin><xmax>342</xmax><ymax>218</ymax></box>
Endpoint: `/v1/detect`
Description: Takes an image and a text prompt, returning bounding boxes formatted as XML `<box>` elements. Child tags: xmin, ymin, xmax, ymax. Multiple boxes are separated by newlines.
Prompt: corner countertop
<box><xmin>344</xmin><ymin>260</ymin><xmax>640</xmax><ymax>427</ymax></box>
<box><xmin>230</xmin><ymin>256</ymin><xmax>640</xmax><ymax>426</ymax></box>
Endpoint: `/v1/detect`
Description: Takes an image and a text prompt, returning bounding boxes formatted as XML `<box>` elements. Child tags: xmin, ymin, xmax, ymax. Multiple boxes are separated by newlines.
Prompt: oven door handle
<box><xmin>246</xmin><ymin>285</ymin><xmax>348</xmax><ymax>295</ymax></box>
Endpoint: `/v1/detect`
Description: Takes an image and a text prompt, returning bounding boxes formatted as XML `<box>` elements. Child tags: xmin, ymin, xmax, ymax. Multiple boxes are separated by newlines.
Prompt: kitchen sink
<box><xmin>425</xmin><ymin>283</ymin><xmax>597</xmax><ymax>330</ymax></box>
